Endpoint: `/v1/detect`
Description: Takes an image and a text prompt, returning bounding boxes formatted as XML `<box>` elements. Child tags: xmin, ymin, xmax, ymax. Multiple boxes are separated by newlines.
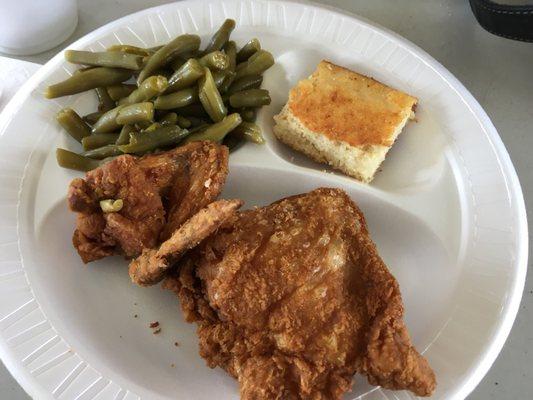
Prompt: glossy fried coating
<box><xmin>69</xmin><ymin>155</ymin><xmax>164</xmax><ymax>262</ymax></box>
<box><xmin>156</xmin><ymin>141</ymin><xmax>229</xmax><ymax>241</ymax></box>
<box><xmin>164</xmin><ymin>188</ymin><xmax>436</xmax><ymax>399</ymax></box>
<box><xmin>129</xmin><ymin>199</ymin><xmax>243</xmax><ymax>287</ymax></box>
<box><xmin>67</xmin><ymin>142</ymin><xmax>228</xmax><ymax>263</ymax></box>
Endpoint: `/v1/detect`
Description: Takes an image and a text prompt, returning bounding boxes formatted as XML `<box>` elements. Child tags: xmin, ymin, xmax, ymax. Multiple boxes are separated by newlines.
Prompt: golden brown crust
<box><xmin>166</xmin><ymin>188</ymin><xmax>436</xmax><ymax>399</ymax></box>
<box><xmin>129</xmin><ymin>199</ymin><xmax>243</xmax><ymax>287</ymax></box>
<box><xmin>67</xmin><ymin>142</ymin><xmax>229</xmax><ymax>263</ymax></box>
<box><xmin>288</xmin><ymin>60</ymin><xmax>417</xmax><ymax>147</ymax></box>
<box><xmin>71</xmin><ymin>155</ymin><xmax>165</xmax><ymax>260</ymax></box>
<box><xmin>160</xmin><ymin>142</ymin><xmax>229</xmax><ymax>241</ymax></box>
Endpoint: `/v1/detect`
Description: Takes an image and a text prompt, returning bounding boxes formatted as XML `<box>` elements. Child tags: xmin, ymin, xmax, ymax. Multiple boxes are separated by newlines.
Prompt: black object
<box><xmin>469</xmin><ymin>0</ymin><xmax>533</xmax><ymax>42</ymax></box>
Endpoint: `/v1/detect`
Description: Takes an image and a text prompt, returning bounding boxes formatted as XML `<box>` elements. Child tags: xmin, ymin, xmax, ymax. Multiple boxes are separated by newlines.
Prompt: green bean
<box><xmin>158</xmin><ymin>112</ymin><xmax>178</xmax><ymax>125</ymax></box>
<box><xmin>143</xmin><ymin>122</ymin><xmax>162</xmax><ymax>132</ymax></box>
<box><xmin>186</xmin><ymin>116</ymin><xmax>209</xmax><ymax>128</ymax></box>
<box><xmin>116</xmin><ymin>102</ymin><xmax>154</xmax><ymax>125</ymax></box>
<box><xmin>147</xmin><ymin>45</ymin><xmax>164</xmax><ymax>53</ymax></box>
<box><xmin>56</xmin><ymin>108</ymin><xmax>91</xmax><ymax>142</ymax></box>
<box><xmin>223</xmin><ymin>133</ymin><xmax>244</xmax><ymax>151</ymax></box>
<box><xmin>170</xmin><ymin>57</ymin><xmax>187</xmax><ymax>71</ymax></box>
<box><xmin>218</xmin><ymin>71</ymin><xmax>236</xmax><ymax>93</ymax></box>
<box><xmin>135</xmin><ymin>67</ymin><xmax>171</xmax><ymax>83</ymax></box>
<box><xmin>135</xmin><ymin>121</ymin><xmax>152</xmax><ymax>130</ymax></box>
<box><xmin>154</xmin><ymin>87</ymin><xmax>198</xmax><ymax>110</ymax></box>
<box><xmin>116</xmin><ymin>124</ymin><xmax>135</xmax><ymax>145</ymax></box>
<box><xmin>118</xmin><ymin>75</ymin><xmax>168</xmax><ymax>105</ymax></box>
<box><xmin>95</xmin><ymin>87</ymin><xmax>115</xmax><ymax>112</ymax></box>
<box><xmin>198</xmin><ymin>67</ymin><xmax>227</xmax><ymax>122</ymax></box>
<box><xmin>235</xmin><ymin>62</ymin><xmax>245</xmax><ymax>73</ymax></box>
<box><xmin>211</xmin><ymin>70</ymin><xmax>236</xmax><ymax>91</ymax></box>
<box><xmin>224</xmin><ymin>41</ymin><xmax>237</xmax><ymax>72</ymax></box>
<box><xmin>151</xmin><ymin>68</ymin><xmax>174</xmax><ymax>80</ymax></box>
<box><xmin>82</xmin><ymin>144</ymin><xmax>123</xmax><ymax>159</ymax></box>
<box><xmin>138</xmin><ymin>55</ymin><xmax>150</xmax><ymax>71</ymax></box>
<box><xmin>45</xmin><ymin>67</ymin><xmax>132</xmax><ymax>99</ymax></box>
<box><xmin>240</xmin><ymin>108</ymin><xmax>257</xmax><ymax>122</ymax></box>
<box><xmin>158</xmin><ymin>112</ymin><xmax>191</xmax><ymax>128</ymax></box>
<box><xmin>107</xmin><ymin>44</ymin><xmax>151</xmax><ymax>56</ymax></box>
<box><xmin>227</xmin><ymin>75</ymin><xmax>263</xmax><ymax>95</ymax></box>
<box><xmin>217</xmin><ymin>43</ymin><xmax>237</xmax><ymax>94</ymax></box>
<box><xmin>204</xmin><ymin>19</ymin><xmax>236</xmax><ymax>53</ymax></box>
<box><xmin>65</xmin><ymin>50</ymin><xmax>143</xmax><ymax>70</ymax></box>
<box><xmin>83</xmin><ymin>111</ymin><xmax>103</xmax><ymax>125</ymax></box>
<box><xmin>169</xmin><ymin>51</ymin><xmax>199</xmax><ymax>70</ymax></box>
<box><xmin>176</xmin><ymin>115</ymin><xmax>192</xmax><ymax>128</ymax></box>
<box><xmin>73</xmin><ymin>66</ymin><xmax>96</xmax><ymax>75</ymax></box>
<box><xmin>236</xmin><ymin>38</ymin><xmax>261</xmax><ymax>62</ymax></box>
<box><xmin>137</xmin><ymin>34</ymin><xmax>200</xmax><ymax>84</ymax></box>
<box><xmin>199</xmin><ymin>51</ymin><xmax>229</xmax><ymax>70</ymax></box>
<box><xmin>184</xmin><ymin>113</ymin><xmax>241</xmax><ymax>143</ymax></box>
<box><xmin>166</xmin><ymin>59</ymin><xmax>204</xmax><ymax>93</ymax></box>
<box><xmin>178</xmin><ymin>104</ymin><xmax>209</xmax><ymax>118</ymax></box>
<box><xmin>106</xmin><ymin>84</ymin><xmax>136</xmax><ymax>101</ymax></box>
<box><xmin>234</xmin><ymin>50</ymin><xmax>274</xmax><ymax>80</ymax></box>
<box><xmin>92</xmin><ymin>105</ymin><xmax>124</xmax><ymax>134</ymax></box>
<box><xmin>56</xmin><ymin>148</ymin><xmax>100</xmax><ymax>171</ymax></box>
<box><xmin>233</xmin><ymin>121</ymin><xmax>264</xmax><ymax>144</ymax></box>
<box><xmin>229</xmin><ymin>89</ymin><xmax>271</xmax><ymax>108</ymax></box>
<box><xmin>222</xmin><ymin>119</ymin><xmax>262</xmax><ymax>149</ymax></box>
<box><xmin>212</xmin><ymin>70</ymin><xmax>228</xmax><ymax>88</ymax></box>
<box><xmin>181</xmin><ymin>50</ymin><xmax>201</xmax><ymax>59</ymax></box>
<box><xmin>119</xmin><ymin>125</ymin><xmax>189</xmax><ymax>154</ymax></box>
<box><xmin>100</xmin><ymin>199</ymin><xmax>124</xmax><ymax>213</ymax></box>
<box><xmin>82</xmin><ymin>133</ymin><xmax>120</xmax><ymax>150</ymax></box>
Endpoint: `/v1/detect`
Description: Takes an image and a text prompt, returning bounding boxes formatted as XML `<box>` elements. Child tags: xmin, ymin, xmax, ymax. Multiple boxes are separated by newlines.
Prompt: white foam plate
<box><xmin>0</xmin><ymin>1</ymin><xmax>527</xmax><ymax>399</ymax></box>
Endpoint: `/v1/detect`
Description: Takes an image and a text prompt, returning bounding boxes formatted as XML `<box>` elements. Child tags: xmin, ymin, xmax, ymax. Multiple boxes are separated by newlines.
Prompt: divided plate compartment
<box><xmin>0</xmin><ymin>1</ymin><xmax>526</xmax><ymax>399</ymax></box>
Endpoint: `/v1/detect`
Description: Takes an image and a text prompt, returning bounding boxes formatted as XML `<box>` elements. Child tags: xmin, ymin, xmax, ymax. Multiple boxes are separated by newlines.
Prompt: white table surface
<box><xmin>1</xmin><ymin>0</ymin><xmax>531</xmax><ymax>399</ymax></box>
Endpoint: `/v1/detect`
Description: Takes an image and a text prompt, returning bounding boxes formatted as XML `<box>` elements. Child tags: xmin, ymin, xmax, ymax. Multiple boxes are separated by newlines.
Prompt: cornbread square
<box><xmin>273</xmin><ymin>61</ymin><xmax>417</xmax><ymax>183</ymax></box>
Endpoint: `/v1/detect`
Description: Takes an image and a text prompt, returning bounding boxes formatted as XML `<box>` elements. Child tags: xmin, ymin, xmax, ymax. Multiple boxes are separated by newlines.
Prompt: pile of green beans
<box><xmin>49</xmin><ymin>19</ymin><xmax>273</xmax><ymax>171</ymax></box>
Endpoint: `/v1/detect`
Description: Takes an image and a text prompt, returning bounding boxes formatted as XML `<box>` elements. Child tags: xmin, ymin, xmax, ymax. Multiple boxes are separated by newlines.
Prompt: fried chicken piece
<box><xmin>157</xmin><ymin>140</ymin><xmax>229</xmax><ymax>241</ymax></box>
<box><xmin>69</xmin><ymin>155</ymin><xmax>165</xmax><ymax>262</ymax></box>
<box><xmin>163</xmin><ymin>188</ymin><xmax>436</xmax><ymax>399</ymax></box>
<box><xmin>129</xmin><ymin>199</ymin><xmax>243</xmax><ymax>286</ymax></box>
<box><xmin>67</xmin><ymin>142</ymin><xmax>228</xmax><ymax>263</ymax></box>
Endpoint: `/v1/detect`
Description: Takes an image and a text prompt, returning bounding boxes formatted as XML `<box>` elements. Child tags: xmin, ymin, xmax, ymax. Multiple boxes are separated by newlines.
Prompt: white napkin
<box><xmin>0</xmin><ymin>55</ymin><xmax>41</xmax><ymax>112</ymax></box>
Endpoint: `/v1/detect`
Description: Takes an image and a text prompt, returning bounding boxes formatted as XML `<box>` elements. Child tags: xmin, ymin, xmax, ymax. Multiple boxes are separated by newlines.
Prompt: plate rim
<box><xmin>0</xmin><ymin>1</ymin><xmax>527</xmax><ymax>399</ymax></box>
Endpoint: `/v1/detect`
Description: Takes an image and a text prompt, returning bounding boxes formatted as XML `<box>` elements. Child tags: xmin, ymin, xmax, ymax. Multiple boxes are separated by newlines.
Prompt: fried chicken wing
<box><xmin>67</xmin><ymin>142</ymin><xmax>228</xmax><ymax>263</ymax></box>
<box><xmin>129</xmin><ymin>199</ymin><xmax>243</xmax><ymax>286</ymax></box>
<box><xmin>163</xmin><ymin>188</ymin><xmax>436</xmax><ymax>399</ymax></box>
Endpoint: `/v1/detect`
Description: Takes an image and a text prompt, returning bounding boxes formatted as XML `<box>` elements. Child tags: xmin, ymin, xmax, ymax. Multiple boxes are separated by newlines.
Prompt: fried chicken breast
<box><xmin>67</xmin><ymin>142</ymin><xmax>228</xmax><ymax>263</ymax></box>
<box><xmin>163</xmin><ymin>188</ymin><xmax>436</xmax><ymax>399</ymax></box>
<box><xmin>129</xmin><ymin>199</ymin><xmax>243</xmax><ymax>286</ymax></box>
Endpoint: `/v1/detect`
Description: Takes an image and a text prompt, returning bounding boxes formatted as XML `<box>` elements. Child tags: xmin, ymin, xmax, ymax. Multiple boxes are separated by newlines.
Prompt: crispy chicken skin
<box><xmin>158</xmin><ymin>140</ymin><xmax>229</xmax><ymax>241</ymax></box>
<box><xmin>67</xmin><ymin>142</ymin><xmax>228</xmax><ymax>263</ymax></box>
<box><xmin>129</xmin><ymin>199</ymin><xmax>243</xmax><ymax>287</ymax></box>
<box><xmin>69</xmin><ymin>155</ymin><xmax>164</xmax><ymax>262</ymax></box>
<box><xmin>163</xmin><ymin>188</ymin><xmax>436</xmax><ymax>399</ymax></box>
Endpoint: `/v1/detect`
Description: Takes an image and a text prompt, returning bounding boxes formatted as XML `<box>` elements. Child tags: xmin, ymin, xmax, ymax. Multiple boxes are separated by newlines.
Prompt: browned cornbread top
<box><xmin>288</xmin><ymin>61</ymin><xmax>417</xmax><ymax>147</ymax></box>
